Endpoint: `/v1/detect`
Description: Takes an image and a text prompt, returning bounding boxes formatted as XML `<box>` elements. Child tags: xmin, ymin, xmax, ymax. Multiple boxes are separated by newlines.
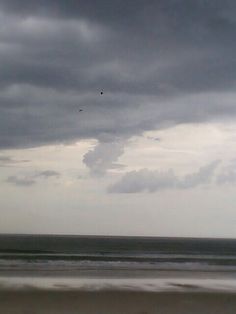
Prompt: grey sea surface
<box><xmin>1</xmin><ymin>235</ymin><xmax>236</xmax><ymax>293</ymax></box>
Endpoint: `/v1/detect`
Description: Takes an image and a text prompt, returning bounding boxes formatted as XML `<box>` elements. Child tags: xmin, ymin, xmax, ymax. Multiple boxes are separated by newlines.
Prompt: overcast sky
<box><xmin>1</xmin><ymin>0</ymin><xmax>236</xmax><ymax>237</ymax></box>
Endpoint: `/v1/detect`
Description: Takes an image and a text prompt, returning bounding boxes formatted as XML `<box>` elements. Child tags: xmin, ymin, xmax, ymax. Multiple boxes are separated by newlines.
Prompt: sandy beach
<box><xmin>1</xmin><ymin>290</ymin><xmax>236</xmax><ymax>314</ymax></box>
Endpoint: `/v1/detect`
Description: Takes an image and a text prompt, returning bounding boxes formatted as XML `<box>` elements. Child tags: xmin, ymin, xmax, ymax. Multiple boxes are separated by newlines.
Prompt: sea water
<box><xmin>1</xmin><ymin>234</ymin><xmax>236</xmax><ymax>292</ymax></box>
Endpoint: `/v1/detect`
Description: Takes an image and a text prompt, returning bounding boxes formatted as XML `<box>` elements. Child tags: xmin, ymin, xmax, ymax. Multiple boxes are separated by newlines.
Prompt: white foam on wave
<box><xmin>2</xmin><ymin>258</ymin><xmax>236</xmax><ymax>272</ymax></box>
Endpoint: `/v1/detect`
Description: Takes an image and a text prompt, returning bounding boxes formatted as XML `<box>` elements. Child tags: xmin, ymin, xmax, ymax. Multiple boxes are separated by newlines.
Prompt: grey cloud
<box><xmin>0</xmin><ymin>1</ymin><xmax>236</xmax><ymax>151</ymax></box>
<box><xmin>0</xmin><ymin>156</ymin><xmax>15</xmax><ymax>165</ymax></box>
<box><xmin>217</xmin><ymin>172</ymin><xmax>236</xmax><ymax>185</ymax></box>
<box><xmin>83</xmin><ymin>140</ymin><xmax>125</xmax><ymax>176</ymax></box>
<box><xmin>5</xmin><ymin>170</ymin><xmax>60</xmax><ymax>187</ymax></box>
<box><xmin>217</xmin><ymin>159</ymin><xmax>236</xmax><ymax>185</ymax></box>
<box><xmin>6</xmin><ymin>175</ymin><xmax>36</xmax><ymax>186</ymax></box>
<box><xmin>147</xmin><ymin>136</ymin><xmax>161</xmax><ymax>142</ymax></box>
<box><xmin>109</xmin><ymin>169</ymin><xmax>177</xmax><ymax>193</ymax></box>
<box><xmin>178</xmin><ymin>161</ymin><xmax>221</xmax><ymax>189</ymax></box>
<box><xmin>35</xmin><ymin>170</ymin><xmax>60</xmax><ymax>178</ymax></box>
<box><xmin>108</xmin><ymin>161</ymin><xmax>220</xmax><ymax>193</ymax></box>
<box><xmin>0</xmin><ymin>155</ymin><xmax>29</xmax><ymax>166</ymax></box>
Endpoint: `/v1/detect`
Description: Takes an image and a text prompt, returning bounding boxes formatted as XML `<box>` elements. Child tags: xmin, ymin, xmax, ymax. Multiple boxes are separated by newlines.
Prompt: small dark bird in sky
<box><xmin>79</xmin><ymin>109</ymin><xmax>83</xmax><ymax>112</ymax></box>
<box><xmin>100</xmin><ymin>91</ymin><xmax>103</xmax><ymax>95</ymax></box>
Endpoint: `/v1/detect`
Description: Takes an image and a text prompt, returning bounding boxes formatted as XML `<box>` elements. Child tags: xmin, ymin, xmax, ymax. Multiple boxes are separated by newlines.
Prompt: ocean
<box><xmin>1</xmin><ymin>234</ymin><xmax>236</xmax><ymax>293</ymax></box>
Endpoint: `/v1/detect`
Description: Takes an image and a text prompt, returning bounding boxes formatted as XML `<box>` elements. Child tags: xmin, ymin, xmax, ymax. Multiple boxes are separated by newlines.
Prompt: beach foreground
<box><xmin>1</xmin><ymin>290</ymin><xmax>236</xmax><ymax>314</ymax></box>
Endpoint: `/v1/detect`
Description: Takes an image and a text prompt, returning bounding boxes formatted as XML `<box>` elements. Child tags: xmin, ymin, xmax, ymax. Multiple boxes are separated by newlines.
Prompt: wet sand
<box><xmin>1</xmin><ymin>290</ymin><xmax>236</xmax><ymax>314</ymax></box>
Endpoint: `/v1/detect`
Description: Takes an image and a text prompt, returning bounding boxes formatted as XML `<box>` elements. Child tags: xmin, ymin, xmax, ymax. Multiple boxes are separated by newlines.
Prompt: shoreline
<box><xmin>1</xmin><ymin>273</ymin><xmax>236</xmax><ymax>293</ymax></box>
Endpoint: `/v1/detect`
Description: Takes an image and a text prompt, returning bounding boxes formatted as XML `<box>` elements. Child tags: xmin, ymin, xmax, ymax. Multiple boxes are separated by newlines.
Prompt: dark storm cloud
<box><xmin>0</xmin><ymin>0</ymin><xmax>236</xmax><ymax>151</ymax></box>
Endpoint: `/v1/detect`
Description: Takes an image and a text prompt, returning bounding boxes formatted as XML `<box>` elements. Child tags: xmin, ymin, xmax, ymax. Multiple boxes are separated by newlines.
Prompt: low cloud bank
<box><xmin>108</xmin><ymin>161</ymin><xmax>220</xmax><ymax>193</ymax></box>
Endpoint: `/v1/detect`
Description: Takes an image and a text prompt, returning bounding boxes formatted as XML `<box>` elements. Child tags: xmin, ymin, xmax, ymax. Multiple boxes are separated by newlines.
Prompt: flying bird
<box><xmin>100</xmin><ymin>91</ymin><xmax>104</xmax><ymax>95</ymax></box>
<box><xmin>79</xmin><ymin>109</ymin><xmax>83</xmax><ymax>112</ymax></box>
